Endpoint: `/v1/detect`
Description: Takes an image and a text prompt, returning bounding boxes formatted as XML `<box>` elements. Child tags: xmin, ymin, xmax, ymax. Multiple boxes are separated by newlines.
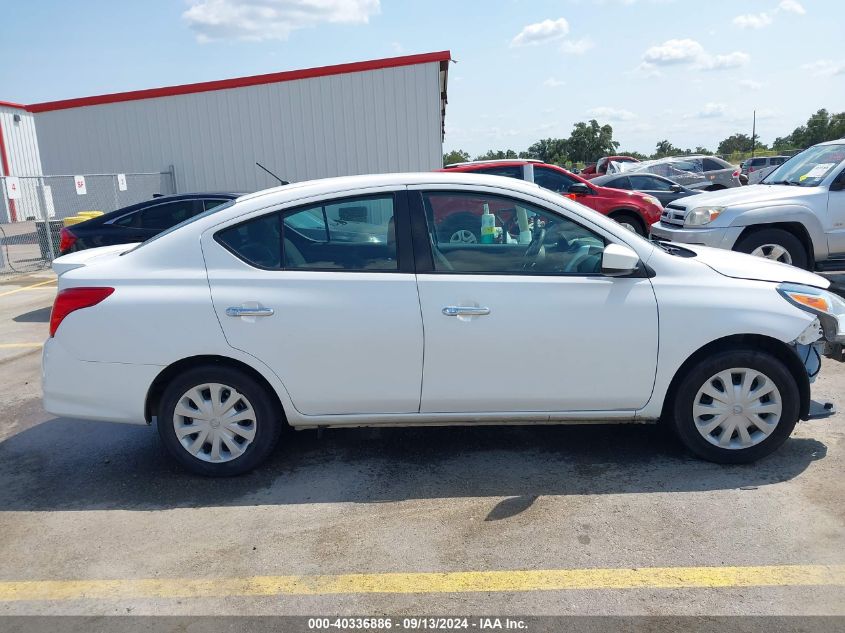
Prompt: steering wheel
<box><xmin>521</xmin><ymin>228</ymin><xmax>546</xmax><ymax>270</ymax></box>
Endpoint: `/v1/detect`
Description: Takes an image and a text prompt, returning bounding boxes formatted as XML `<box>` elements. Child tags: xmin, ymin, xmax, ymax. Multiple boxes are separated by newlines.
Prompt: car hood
<box><xmin>52</xmin><ymin>243</ymin><xmax>140</xmax><ymax>275</ymax></box>
<box><xmin>672</xmin><ymin>184</ymin><xmax>822</xmax><ymax>209</ymax></box>
<box><xmin>681</xmin><ymin>244</ymin><xmax>830</xmax><ymax>288</ymax></box>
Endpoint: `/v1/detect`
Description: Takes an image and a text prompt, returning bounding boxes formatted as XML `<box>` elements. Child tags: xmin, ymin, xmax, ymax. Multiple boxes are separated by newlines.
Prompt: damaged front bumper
<box><xmin>791</xmin><ymin>317</ymin><xmax>843</xmax><ymax>420</ymax></box>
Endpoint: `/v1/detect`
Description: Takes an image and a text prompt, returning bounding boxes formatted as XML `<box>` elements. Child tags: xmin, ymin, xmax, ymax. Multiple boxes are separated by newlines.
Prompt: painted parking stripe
<box><xmin>0</xmin><ymin>343</ymin><xmax>44</xmax><ymax>349</ymax></box>
<box><xmin>0</xmin><ymin>564</ymin><xmax>843</xmax><ymax>602</ymax></box>
<box><xmin>0</xmin><ymin>279</ymin><xmax>56</xmax><ymax>298</ymax></box>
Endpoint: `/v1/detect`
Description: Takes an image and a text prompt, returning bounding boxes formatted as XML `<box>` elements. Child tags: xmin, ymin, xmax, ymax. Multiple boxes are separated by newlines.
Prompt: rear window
<box><xmin>125</xmin><ymin>200</ymin><xmax>237</xmax><ymax>253</ymax></box>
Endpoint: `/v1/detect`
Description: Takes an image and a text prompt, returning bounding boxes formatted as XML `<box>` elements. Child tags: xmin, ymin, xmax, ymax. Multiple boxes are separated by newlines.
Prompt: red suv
<box><xmin>439</xmin><ymin>159</ymin><xmax>662</xmax><ymax>237</ymax></box>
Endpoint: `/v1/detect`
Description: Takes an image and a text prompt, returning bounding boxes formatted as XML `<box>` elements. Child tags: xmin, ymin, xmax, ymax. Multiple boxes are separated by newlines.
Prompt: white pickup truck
<box><xmin>651</xmin><ymin>140</ymin><xmax>845</xmax><ymax>272</ymax></box>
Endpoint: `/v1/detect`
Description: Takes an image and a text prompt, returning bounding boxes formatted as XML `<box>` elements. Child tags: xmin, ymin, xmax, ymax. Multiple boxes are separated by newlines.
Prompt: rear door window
<box><xmin>533</xmin><ymin>166</ymin><xmax>578</xmax><ymax>193</ymax></box>
<box><xmin>474</xmin><ymin>165</ymin><xmax>524</xmax><ymax>180</ymax></box>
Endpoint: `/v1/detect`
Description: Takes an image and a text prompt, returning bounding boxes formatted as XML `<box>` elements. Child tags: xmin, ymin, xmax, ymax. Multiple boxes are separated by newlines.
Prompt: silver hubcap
<box><xmin>693</xmin><ymin>368</ymin><xmax>782</xmax><ymax>450</ymax></box>
<box><xmin>172</xmin><ymin>383</ymin><xmax>257</xmax><ymax>463</ymax></box>
<box><xmin>450</xmin><ymin>229</ymin><xmax>477</xmax><ymax>244</ymax></box>
<box><xmin>751</xmin><ymin>243</ymin><xmax>792</xmax><ymax>264</ymax></box>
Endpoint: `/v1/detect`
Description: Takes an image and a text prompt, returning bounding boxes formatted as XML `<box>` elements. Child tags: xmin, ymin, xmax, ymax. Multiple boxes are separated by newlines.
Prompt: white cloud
<box><xmin>588</xmin><ymin>106</ymin><xmax>636</xmax><ymax>121</ymax></box>
<box><xmin>739</xmin><ymin>79</ymin><xmax>763</xmax><ymax>90</ymax></box>
<box><xmin>699</xmin><ymin>51</ymin><xmax>750</xmax><ymax>70</ymax></box>
<box><xmin>642</xmin><ymin>38</ymin><xmax>749</xmax><ymax>72</ymax></box>
<box><xmin>802</xmin><ymin>59</ymin><xmax>845</xmax><ymax>76</ymax></box>
<box><xmin>643</xmin><ymin>38</ymin><xmax>704</xmax><ymax>65</ymax></box>
<box><xmin>183</xmin><ymin>0</ymin><xmax>380</xmax><ymax>42</ymax></box>
<box><xmin>560</xmin><ymin>37</ymin><xmax>594</xmax><ymax>55</ymax></box>
<box><xmin>510</xmin><ymin>18</ymin><xmax>570</xmax><ymax>47</ymax></box>
<box><xmin>543</xmin><ymin>77</ymin><xmax>566</xmax><ymax>88</ymax></box>
<box><xmin>732</xmin><ymin>12</ymin><xmax>773</xmax><ymax>29</ymax></box>
<box><xmin>779</xmin><ymin>0</ymin><xmax>805</xmax><ymax>15</ymax></box>
<box><xmin>691</xmin><ymin>102</ymin><xmax>727</xmax><ymax>118</ymax></box>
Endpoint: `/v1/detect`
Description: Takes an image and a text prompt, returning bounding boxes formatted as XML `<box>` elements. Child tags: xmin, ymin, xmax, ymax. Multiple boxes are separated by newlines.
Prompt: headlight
<box><xmin>684</xmin><ymin>206</ymin><xmax>724</xmax><ymax>226</ymax></box>
<box><xmin>643</xmin><ymin>195</ymin><xmax>662</xmax><ymax>208</ymax></box>
<box><xmin>778</xmin><ymin>284</ymin><xmax>845</xmax><ymax>338</ymax></box>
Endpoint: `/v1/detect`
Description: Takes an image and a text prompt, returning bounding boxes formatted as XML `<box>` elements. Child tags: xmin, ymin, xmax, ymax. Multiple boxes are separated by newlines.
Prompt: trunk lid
<box><xmin>52</xmin><ymin>244</ymin><xmax>139</xmax><ymax>276</ymax></box>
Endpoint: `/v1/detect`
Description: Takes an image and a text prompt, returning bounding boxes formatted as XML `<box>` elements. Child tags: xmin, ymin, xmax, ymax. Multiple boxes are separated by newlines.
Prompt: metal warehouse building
<box><xmin>0</xmin><ymin>51</ymin><xmax>450</xmax><ymax>222</ymax></box>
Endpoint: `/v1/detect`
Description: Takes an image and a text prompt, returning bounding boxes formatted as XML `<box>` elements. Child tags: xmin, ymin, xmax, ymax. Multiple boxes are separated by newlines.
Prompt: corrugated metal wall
<box><xmin>34</xmin><ymin>62</ymin><xmax>443</xmax><ymax>194</ymax></box>
<box><xmin>0</xmin><ymin>106</ymin><xmax>44</xmax><ymax>221</ymax></box>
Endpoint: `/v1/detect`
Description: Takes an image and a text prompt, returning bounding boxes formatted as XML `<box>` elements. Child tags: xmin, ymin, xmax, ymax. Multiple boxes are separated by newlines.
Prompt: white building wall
<box><xmin>0</xmin><ymin>105</ymin><xmax>44</xmax><ymax>221</ymax></box>
<box><xmin>34</xmin><ymin>62</ymin><xmax>443</xmax><ymax>194</ymax></box>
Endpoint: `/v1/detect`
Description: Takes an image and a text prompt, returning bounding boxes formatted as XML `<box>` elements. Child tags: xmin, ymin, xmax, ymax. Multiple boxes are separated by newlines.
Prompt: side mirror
<box><xmin>670</xmin><ymin>183</ymin><xmax>682</xmax><ymax>192</ymax></box>
<box><xmin>567</xmin><ymin>182</ymin><xmax>591</xmax><ymax>196</ymax></box>
<box><xmin>601</xmin><ymin>243</ymin><xmax>640</xmax><ymax>276</ymax></box>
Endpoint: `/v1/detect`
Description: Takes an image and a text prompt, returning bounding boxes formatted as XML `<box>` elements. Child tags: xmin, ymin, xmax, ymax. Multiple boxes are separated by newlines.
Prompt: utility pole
<box><xmin>751</xmin><ymin>109</ymin><xmax>757</xmax><ymax>158</ymax></box>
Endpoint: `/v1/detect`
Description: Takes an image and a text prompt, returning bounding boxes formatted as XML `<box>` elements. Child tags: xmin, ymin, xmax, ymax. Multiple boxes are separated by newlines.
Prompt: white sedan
<box><xmin>43</xmin><ymin>173</ymin><xmax>845</xmax><ymax>476</ymax></box>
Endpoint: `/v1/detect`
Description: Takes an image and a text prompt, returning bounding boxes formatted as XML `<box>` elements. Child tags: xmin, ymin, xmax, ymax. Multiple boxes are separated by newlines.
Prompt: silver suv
<box><xmin>650</xmin><ymin>140</ymin><xmax>845</xmax><ymax>271</ymax></box>
<box><xmin>742</xmin><ymin>155</ymin><xmax>790</xmax><ymax>184</ymax></box>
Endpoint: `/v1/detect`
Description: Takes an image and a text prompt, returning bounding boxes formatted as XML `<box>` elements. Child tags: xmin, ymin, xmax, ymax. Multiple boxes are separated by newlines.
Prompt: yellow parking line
<box><xmin>0</xmin><ymin>279</ymin><xmax>56</xmax><ymax>298</ymax></box>
<box><xmin>0</xmin><ymin>343</ymin><xmax>44</xmax><ymax>349</ymax></box>
<box><xmin>0</xmin><ymin>564</ymin><xmax>842</xmax><ymax>602</ymax></box>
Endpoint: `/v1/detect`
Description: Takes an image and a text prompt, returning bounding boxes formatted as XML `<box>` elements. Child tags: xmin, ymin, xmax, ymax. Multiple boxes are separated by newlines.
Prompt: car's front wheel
<box><xmin>735</xmin><ymin>228</ymin><xmax>809</xmax><ymax>269</ymax></box>
<box><xmin>671</xmin><ymin>350</ymin><xmax>800</xmax><ymax>464</ymax></box>
<box><xmin>157</xmin><ymin>365</ymin><xmax>282</xmax><ymax>476</ymax></box>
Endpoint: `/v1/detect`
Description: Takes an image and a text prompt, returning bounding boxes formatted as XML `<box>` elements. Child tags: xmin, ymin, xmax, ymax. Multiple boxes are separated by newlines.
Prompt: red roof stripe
<box><xmin>22</xmin><ymin>51</ymin><xmax>451</xmax><ymax>114</ymax></box>
<box><xmin>0</xmin><ymin>100</ymin><xmax>27</xmax><ymax>110</ymax></box>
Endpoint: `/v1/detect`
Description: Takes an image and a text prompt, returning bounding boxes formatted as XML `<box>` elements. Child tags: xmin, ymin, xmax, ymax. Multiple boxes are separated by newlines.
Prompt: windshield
<box><xmin>124</xmin><ymin>200</ymin><xmax>237</xmax><ymax>253</ymax></box>
<box><xmin>762</xmin><ymin>143</ymin><xmax>845</xmax><ymax>186</ymax></box>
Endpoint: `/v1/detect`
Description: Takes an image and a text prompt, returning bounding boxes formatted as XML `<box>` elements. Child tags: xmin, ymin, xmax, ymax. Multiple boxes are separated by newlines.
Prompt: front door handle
<box><xmin>442</xmin><ymin>306</ymin><xmax>491</xmax><ymax>317</ymax></box>
<box><xmin>226</xmin><ymin>307</ymin><xmax>275</xmax><ymax>317</ymax></box>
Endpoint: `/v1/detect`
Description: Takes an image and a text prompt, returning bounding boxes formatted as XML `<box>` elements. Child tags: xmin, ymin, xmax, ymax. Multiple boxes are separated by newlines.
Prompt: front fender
<box><xmin>727</xmin><ymin>204</ymin><xmax>828</xmax><ymax>261</ymax></box>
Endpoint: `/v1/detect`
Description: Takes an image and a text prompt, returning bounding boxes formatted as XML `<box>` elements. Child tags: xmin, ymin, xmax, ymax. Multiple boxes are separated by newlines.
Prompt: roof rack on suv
<box><xmin>444</xmin><ymin>158</ymin><xmax>545</xmax><ymax>168</ymax></box>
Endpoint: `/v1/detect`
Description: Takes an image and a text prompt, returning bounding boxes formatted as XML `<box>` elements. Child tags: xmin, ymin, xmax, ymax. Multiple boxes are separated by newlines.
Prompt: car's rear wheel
<box><xmin>439</xmin><ymin>214</ymin><xmax>480</xmax><ymax>244</ymax></box>
<box><xmin>670</xmin><ymin>350</ymin><xmax>800</xmax><ymax>464</ymax></box>
<box><xmin>735</xmin><ymin>228</ymin><xmax>808</xmax><ymax>269</ymax></box>
<box><xmin>157</xmin><ymin>365</ymin><xmax>282</xmax><ymax>476</ymax></box>
<box><xmin>610</xmin><ymin>212</ymin><xmax>645</xmax><ymax>236</ymax></box>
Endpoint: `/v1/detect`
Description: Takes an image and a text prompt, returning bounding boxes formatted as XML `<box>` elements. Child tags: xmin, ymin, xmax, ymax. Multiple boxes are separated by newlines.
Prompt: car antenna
<box><xmin>256</xmin><ymin>162</ymin><xmax>289</xmax><ymax>186</ymax></box>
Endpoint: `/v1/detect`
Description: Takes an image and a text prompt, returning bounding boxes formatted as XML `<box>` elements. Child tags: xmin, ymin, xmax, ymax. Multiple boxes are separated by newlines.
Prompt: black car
<box><xmin>58</xmin><ymin>193</ymin><xmax>240</xmax><ymax>254</ymax></box>
<box><xmin>591</xmin><ymin>173</ymin><xmax>697</xmax><ymax>207</ymax></box>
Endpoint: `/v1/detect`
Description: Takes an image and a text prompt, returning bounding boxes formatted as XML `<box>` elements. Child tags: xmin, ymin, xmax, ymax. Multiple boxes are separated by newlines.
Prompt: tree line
<box><xmin>444</xmin><ymin>108</ymin><xmax>845</xmax><ymax>167</ymax></box>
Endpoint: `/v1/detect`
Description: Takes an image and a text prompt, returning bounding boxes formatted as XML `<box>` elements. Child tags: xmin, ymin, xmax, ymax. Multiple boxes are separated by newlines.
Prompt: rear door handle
<box><xmin>442</xmin><ymin>306</ymin><xmax>491</xmax><ymax>317</ymax></box>
<box><xmin>226</xmin><ymin>307</ymin><xmax>275</xmax><ymax>317</ymax></box>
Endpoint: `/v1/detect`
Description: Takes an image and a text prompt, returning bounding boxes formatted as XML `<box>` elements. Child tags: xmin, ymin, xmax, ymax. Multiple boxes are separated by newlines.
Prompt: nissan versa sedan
<box><xmin>44</xmin><ymin>173</ymin><xmax>845</xmax><ymax>476</ymax></box>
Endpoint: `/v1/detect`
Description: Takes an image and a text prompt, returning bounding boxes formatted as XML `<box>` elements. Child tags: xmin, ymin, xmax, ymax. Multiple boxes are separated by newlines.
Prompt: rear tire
<box><xmin>735</xmin><ymin>228</ymin><xmax>808</xmax><ymax>269</ymax></box>
<box><xmin>157</xmin><ymin>365</ymin><xmax>282</xmax><ymax>476</ymax></box>
<box><xmin>670</xmin><ymin>350</ymin><xmax>800</xmax><ymax>464</ymax></box>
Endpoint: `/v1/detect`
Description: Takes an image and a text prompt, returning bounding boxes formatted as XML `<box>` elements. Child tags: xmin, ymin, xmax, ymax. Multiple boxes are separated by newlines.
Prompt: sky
<box><xmin>1</xmin><ymin>0</ymin><xmax>843</xmax><ymax>156</ymax></box>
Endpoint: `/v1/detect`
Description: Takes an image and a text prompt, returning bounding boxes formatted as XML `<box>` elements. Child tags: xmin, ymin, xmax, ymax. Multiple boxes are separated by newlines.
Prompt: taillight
<box><xmin>49</xmin><ymin>287</ymin><xmax>114</xmax><ymax>337</ymax></box>
<box><xmin>732</xmin><ymin>170</ymin><xmax>741</xmax><ymax>178</ymax></box>
<box><xmin>59</xmin><ymin>227</ymin><xmax>77</xmax><ymax>253</ymax></box>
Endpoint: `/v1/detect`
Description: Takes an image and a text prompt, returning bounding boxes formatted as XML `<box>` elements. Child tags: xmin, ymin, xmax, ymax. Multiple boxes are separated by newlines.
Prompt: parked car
<box><xmin>579</xmin><ymin>155</ymin><xmax>640</xmax><ymax>179</ymax></box>
<box><xmin>742</xmin><ymin>155</ymin><xmax>790</xmax><ymax>185</ymax></box>
<box><xmin>45</xmin><ymin>172</ymin><xmax>844</xmax><ymax>476</ymax></box>
<box><xmin>622</xmin><ymin>155</ymin><xmax>743</xmax><ymax>190</ymax></box>
<box><xmin>650</xmin><ymin>140</ymin><xmax>845</xmax><ymax>270</ymax></box>
<box><xmin>440</xmin><ymin>159</ymin><xmax>662</xmax><ymax>236</ymax></box>
<box><xmin>591</xmin><ymin>173</ymin><xmax>697</xmax><ymax>207</ymax></box>
<box><xmin>58</xmin><ymin>193</ymin><xmax>240</xmax><ymax>255</ymax></box>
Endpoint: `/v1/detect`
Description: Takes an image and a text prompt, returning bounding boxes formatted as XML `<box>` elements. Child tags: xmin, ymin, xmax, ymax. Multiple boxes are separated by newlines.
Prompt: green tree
<box><xmin>525</xmin><ymin>138</ymin><xmax>569</xmax><ymax>164</ymax></box>
<box><xmin>473</xmin><ymin>149</ymin><xmax>520</xmax><ymax>161</ymax></box>
<box><xmin>442</xmin><ymin>149</ymin><xmax>470</xmax><ymax>166</ymax></box>
<box><xmin>717</xmin><ymin>133</ymin><xmax>766</xmax><ymax>156</ymax></box>
<box><xmin>769</xmin><ymin>109</ymin><xmax>845</xmax><ymax>152</ymax></box>
<box><xmin>566</xmin><ymin>120</ymin><xmax>619</xmax><ymax>163</ymax></box>
<box><xmin>653</xmin><ymin>140</ymin><xmax>681</xmax><ymax>158</ymax></box>
<box><xmin>694</xmin><ymin>146</ymin><xmax>713</xmax><ymax>155</ymax></box>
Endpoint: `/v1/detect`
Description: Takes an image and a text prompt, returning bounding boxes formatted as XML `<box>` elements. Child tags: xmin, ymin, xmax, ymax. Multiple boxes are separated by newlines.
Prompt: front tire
<box><xmin>735</xmin><ymin>228</ymin><xmax>809</xmax><ymax>269</ymax></box>
<box><xmin>157</xmin><ymin>365</ymin><xmax>282</xmax><ymax>476</ymax></box>
<box><xmin>609</xmin><ymin>212</ymin><xmax>646</xmax><ymax>236</ymax></box>
<box><xmin>671</xmin><ymin>350</ymin><xmax>800</xmax><ymax>464</ymax></box>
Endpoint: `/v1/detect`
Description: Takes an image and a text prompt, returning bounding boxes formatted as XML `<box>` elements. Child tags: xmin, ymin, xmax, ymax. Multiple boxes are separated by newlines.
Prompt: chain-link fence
<box><xmin>0</xmin><ymin>170</ymin><xmax>175</xmax><ymax>276</ymax></box>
